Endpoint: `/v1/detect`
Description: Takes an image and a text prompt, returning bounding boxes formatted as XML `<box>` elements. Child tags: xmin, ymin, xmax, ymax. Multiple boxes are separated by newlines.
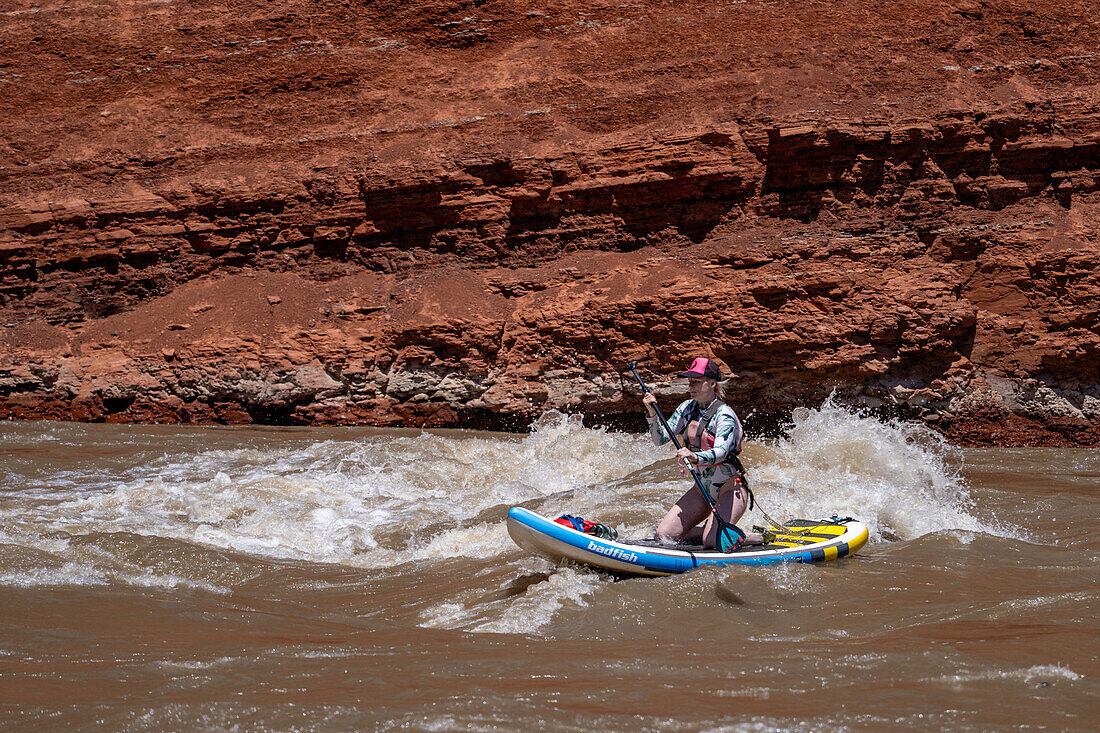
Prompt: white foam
<box><xmin>700</xmin><ymin>721</ymin><xmax>825</xmax><ymax>733</ymax></box>
<box><xmin>978</xmin><ymin>591</ymin><xmax>1095</xmax><ymax>620</ymax></box>
<box><xmin>0</xmin><ymin>563</ymin><xmax>109</xmax><ymax>588</ymax></box>
<box><xmin>1019</xmin><ymin>664</ymin><xmax>1082</xmax><ymax>682</ymax></box>
<box><xmin>470</xmin><ymin>567</ymin><xmax>603</xmax><ymax>634</ymax></box>
<box><xmin>410</xmin><ymin>716</ymin><xmax>461</xmax><ymax>733</ymax></box>
<box><xmin>418</xmin><ymin>565</ymin><xmax>604</xmax><ymax>634</ymax></box>
<box><xmin>155</xmin><ymin>656</ymin><xmax>239</xmax><ymax>670</ymax></box>
<box><xmin>936</xmin><ymin>663</ymin><xmax>1082</xmax><ymax>687</ymax></box>
<box><xmin>116</xmin><ymin>571</ymin><xmax>231</xmax><ymax>595</ymax></box>
<box><xmin>742</xmin><ymin>398</ymin><xmax>1007</xmax><ymax>541</ymax></box>
<box><xmin>407</xmin><ymin>522</ymin><xmax>510</xmax><ymax>564</ymax></box>
<box><xmin>758</xmin><ymin>561</ymin><xmax>821</xmax><ymax>594</ymax></box>
<box><xmin>2</xmin><ymin>412</ymin><xmax>660</xmax><ymax>576</ymax></box>
<box><xmin>0</xmin><ymin>556</ymin><xmax>230</xmax><ymax>594</ymax></box>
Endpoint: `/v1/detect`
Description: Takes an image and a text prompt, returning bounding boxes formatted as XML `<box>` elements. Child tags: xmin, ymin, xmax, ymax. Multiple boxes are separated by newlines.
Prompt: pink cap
<box><xmin>677</xmin><ymin>358</ymin><xmax>722</xmax><ymax>380</ymax></box>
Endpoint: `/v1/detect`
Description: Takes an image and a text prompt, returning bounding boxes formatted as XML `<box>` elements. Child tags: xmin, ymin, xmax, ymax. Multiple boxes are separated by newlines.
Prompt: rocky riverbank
<box><xmin>1</xmin><ymin>0</ymin><xmax>1098</xmax><ymax>445</ymax></box>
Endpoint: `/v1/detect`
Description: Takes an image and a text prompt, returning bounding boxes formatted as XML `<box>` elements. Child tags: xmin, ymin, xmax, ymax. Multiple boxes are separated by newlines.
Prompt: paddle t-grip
<box><xmin>627</xmin><ymin>362</ymin><xmax>650</xmax><ymax>394</ymax></box>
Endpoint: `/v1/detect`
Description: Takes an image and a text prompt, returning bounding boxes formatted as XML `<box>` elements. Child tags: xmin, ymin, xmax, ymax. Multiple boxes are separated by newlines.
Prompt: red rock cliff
<box><xmin>1</xmin><ymin>0</ymin><xmax>1098</xmax><ymax>445</ymax></box>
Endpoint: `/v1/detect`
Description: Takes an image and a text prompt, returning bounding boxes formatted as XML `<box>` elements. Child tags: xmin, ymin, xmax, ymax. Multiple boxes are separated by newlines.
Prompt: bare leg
<box><xmin>701</xmin><ymin>481</ymin><xmax>765</xmax><ymax>548</ymax></box>
<box><xmin>655</xmin><ymin>486</ymin><xmax>711</xmax><ymax>542</ymax></box>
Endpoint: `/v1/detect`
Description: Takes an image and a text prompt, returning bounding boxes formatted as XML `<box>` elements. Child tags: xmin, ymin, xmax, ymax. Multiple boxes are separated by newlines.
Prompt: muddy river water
<box><xmin>1</xmin><ymin>405</ymin><xmax>1096</xmax><ymax>730</ymax></box>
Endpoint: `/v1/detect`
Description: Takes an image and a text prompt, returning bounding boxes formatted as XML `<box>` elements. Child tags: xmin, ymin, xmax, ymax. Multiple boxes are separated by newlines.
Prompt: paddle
<box><xmin>625</xmin><ymin>361</ymin><xmax>744</xmax><ymax>551</ymax></box>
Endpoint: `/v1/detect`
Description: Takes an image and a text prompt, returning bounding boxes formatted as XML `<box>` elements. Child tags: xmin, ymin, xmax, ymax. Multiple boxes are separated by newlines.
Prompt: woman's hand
<box><xmin>676</xmin><ymin>446</ymin><xmax>699</xmax><ymax>465</ymax></box>
<box><xmin>642</xmin><ymin>392</ymin><xmax>658</xmax><ymax>417</ymax></box>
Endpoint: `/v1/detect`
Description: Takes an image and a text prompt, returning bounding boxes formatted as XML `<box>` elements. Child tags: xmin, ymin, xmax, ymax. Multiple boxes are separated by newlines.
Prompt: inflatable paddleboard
<box><xmin>506</xmin><ymin>506</ymin><xmax>869</xmax><ymax>577</ymax></box>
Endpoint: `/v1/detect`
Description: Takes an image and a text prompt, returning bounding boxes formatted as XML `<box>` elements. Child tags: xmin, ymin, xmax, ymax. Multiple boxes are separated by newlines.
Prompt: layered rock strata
<box><xmin>1</xmin><ymin>0</ymin><xmax>1098</xmax><ymax>445</ymax></box>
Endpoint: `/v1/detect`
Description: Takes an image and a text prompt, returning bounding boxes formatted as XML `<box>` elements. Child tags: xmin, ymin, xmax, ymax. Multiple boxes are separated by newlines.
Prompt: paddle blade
<box><xmin>717</xmin><ymin>524</ymin><xmax>745</xmax><ymax>553</ymax></box>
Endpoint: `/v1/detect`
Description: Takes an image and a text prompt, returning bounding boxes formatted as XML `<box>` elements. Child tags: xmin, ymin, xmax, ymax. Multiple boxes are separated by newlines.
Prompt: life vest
<box><xmin>684</xmin><ymin>399</ymin><xmax>743</xmax><ymax>462</ymax></box>
<box><xmin>681</xmin><ymin>399</ymin><xmax>754</xmax><ymax>512</ymax></box>
<box><xmin>685</xmin><ymin>399</ymin><xmax>754</xmax><ymax>511</ymax></box>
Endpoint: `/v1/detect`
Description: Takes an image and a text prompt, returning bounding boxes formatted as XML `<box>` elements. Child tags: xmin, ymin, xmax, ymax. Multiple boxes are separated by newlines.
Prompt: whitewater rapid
<box><xmin>1</xmin><ymin>403</ymin><xmax>1013</xmax><ymax>634</ymax></box>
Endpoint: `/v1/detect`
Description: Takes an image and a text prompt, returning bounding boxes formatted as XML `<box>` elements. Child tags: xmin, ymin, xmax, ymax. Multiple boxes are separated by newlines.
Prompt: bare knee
<box><xmin>716</xmin><ymin>484</ymin><xmax>749</xmax><ymax>524</ymax></box>
<box><xmin>655</xmin><ymin>515</ymin><xmax>682</xmax><ymax>542</ymax></box>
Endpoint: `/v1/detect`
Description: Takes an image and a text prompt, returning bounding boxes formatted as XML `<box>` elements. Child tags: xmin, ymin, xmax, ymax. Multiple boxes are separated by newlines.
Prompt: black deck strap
<box><xmin>697</xmin><ymin>399</ymin><xmax>723</xmax><ymax>449</ymax></box>
<box><xmin>685</xmin><ymin>399</ymin><xmax>723</xmax><ymax>450</ymax></box>
<box><xmin>699</xmin><ymin>399</ymin><xmax>722</xmax><ymax>432</ymax></box>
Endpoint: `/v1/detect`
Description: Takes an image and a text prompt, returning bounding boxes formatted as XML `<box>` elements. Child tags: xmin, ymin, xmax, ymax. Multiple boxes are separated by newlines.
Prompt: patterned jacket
<box><xmin>647</xmin><ymin>398</ymin><xmax>744</xmax><ymax>490</ymax></box>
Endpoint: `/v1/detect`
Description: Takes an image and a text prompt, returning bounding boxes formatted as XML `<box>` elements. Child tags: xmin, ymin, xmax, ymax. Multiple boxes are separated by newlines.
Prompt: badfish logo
<box><xmin>587</xmin><ymin>540</ymin><xmax>638</xmax><ymax>563</ymax></box>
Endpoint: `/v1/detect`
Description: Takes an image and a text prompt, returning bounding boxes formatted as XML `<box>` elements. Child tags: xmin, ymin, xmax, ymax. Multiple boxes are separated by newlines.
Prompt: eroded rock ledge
<box><xmin>1</xmin><ymin>1</ymin><xmax>1098</xmax><ymax>445</ymax></box>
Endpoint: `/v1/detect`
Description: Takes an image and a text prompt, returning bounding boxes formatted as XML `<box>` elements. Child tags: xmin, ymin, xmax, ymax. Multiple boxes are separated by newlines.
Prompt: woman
<box><xmin>643</xmin><ymin>357</ymin><xmax>765</xmax><ymax>549</ymax></box>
